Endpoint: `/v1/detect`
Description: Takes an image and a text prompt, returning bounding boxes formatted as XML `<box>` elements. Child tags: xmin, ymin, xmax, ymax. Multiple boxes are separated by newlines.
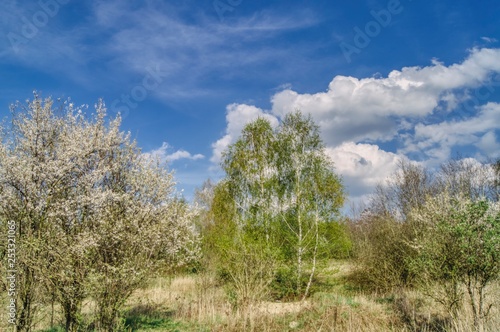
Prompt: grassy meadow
<box><xmin>2</xmin><ymin>260</ymin><xmax>499</xmax><ymax>332</ymax></box>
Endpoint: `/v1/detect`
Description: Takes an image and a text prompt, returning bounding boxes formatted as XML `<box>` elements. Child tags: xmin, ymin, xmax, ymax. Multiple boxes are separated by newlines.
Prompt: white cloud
<box><xmin>326</xmin><ymin>142</ymin><xmax>403</xmax><ymax>198</ymax></box>
<box><xmin>270</xmin><ymin>48</ymin><xmax>500</xmax><ymax>145</ymax></box>
<box><xmin>402</xmin><ymin>102</ymin><xmax>500</xmax><ymax>164</ymax></box>
<box><xmin>210</xmin><ymin>103</ymin><xmax>278</xmax><ymax>164</ymax></box>
<box><xmin>166</xmin><ymin>150</ymin><xmax>205</xmax><ymax>162</ymax></box>
<box><xmin>87</xmin><ymin>1</ymin><xmax>322</xmax><ymax>98</ymax></box>
<box><xmin>481</xmin><ymin>37</ymin><xmax>498</xmax><ymax>44</ymax></box>
<box><xmin>144</xmin><ymin>142</ymin><xmax>204</xmax><ymax>163</ymax></box>
<box><xmin>211</xmin><ymin>48</ymin><xmax>500</xmax><ymax>203</ymax></box>
<box><xmin>476</xmin><ymin>131</ymin><xmax>500</xmax><ymax>158</ymax></box>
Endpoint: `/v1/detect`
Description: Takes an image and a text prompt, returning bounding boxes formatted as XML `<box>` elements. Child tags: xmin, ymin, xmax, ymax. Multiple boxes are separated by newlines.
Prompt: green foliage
<box><xmin>410</xmin><ymin>194</ymin><xmax>500</xmax><ymax>329</ymax></box>
<box><xmin>269</xmin><ymin>266</ymin><xmax>310</xmax><ymax>301</ymax></box>
<box><xmin>201</xmin><ymin>181</ymin><xmax>279</xmax><ymax>306</ymax></box>
<box><xmin>411</xmin><ymin>196</ymin><xmax>500</xmax><ymax>284</ymax></box>
<box><xmin>318</xmin><ymin>221</ymin><xmax>352</xmax><ymax>259</ymax></box>
<box><xmin>124</xmin><ymin>313</ymin><xmax>183</xmax><ymax>331</ymax></box>
<box><xmin>350</xmin><ymin>214</ymin><xmax>417</xmax><ymax>292</ymax></box>
<box><xmin>221</xmin><ymin>239</ymin><xmax>279</xmax><ymax>308</ymax></box>
<box><xmin>203</xmin><ymin>111</ymin><xmax>345</xmax><ymax>301</ymax></box>
<box><xmin>38</xmin><ymin>328</ymin><xmax>66</xmax><ymax>332</ymax></box>
<box><xmin>200</xmin><ymin>181</ymin><xmax>237</xmax><ymax>266</ymax></box>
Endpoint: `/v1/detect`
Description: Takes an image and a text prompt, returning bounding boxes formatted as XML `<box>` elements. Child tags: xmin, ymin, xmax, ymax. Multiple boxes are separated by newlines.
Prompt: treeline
<box><xmin>350</xmin><ymin>158</ymin><xmax>500</xmax><ymax>331</ymax></box>
<box><xmin>1</xmin><ymin>95</ymin><xmax>499</xmax><ymax>332</ymax></box>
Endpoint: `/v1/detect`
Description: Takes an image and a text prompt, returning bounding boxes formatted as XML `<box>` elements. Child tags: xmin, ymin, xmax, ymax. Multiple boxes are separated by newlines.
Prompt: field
<box><xmin>2</xmin><ymin>260</ymin><xmax>499</xmax><ymax>332</ymax></box>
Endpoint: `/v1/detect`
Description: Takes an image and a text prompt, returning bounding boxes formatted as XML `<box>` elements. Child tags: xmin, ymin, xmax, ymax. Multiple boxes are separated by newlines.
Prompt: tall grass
<box><xmin>1</xmin><ymin>261</ymin><xmax>498</xmax><ymax>331</ymax></box>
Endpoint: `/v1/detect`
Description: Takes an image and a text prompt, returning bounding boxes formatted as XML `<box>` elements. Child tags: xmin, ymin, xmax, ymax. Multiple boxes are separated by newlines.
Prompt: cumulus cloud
<box><xmin>326</xmin><ymin>142</ymin><xmax>403</xmax><ymax>198</ymax></box>
<box><xmin>270</xmin><ymin>48</ymin><xmax>500</xmax><ymax>145</ymax></box>
<box><xmin>210</xmin><ymin>48</ymin><xmax>500</xmax><ymax>201</ymax></box>
<box><xmin>166</xmin><ymin>150</ymin><xmax>205</xmax><ymax>162</ymax></box>
<box><xmin>476</xmin><ymin>131</ymin><xmax>500</xmax><ymax>158</ymax></box>
<box><xmin>144</xmin><ymin>142</ymin><xmax>204</xmax><ymax>163</ymax></box>
<box><xmin>402</xmin><ymin>102</ymin><xmax>500</xmax><ymax>164</ymax></box>
<box><xmin>210</xmin><ymin>103</ymin><xmax>278</xmax><ymax>163</ymax></box>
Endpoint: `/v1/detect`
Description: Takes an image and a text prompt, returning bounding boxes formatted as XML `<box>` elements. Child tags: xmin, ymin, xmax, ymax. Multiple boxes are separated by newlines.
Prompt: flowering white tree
<box><xmin>0</xmin><ymin>94</ymin><xmax>199</xmax><ymax>331</ymax></box>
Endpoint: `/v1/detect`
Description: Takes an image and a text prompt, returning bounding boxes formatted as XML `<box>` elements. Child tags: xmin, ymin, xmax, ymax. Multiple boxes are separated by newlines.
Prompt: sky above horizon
<box><xmin>1</xmin><ymin>0</ymin><xmax>499</xmax><ymax>206</ymax></box>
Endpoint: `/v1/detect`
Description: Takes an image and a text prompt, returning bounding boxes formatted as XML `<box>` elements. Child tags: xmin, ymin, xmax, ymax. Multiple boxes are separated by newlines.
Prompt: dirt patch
<box><xmin>255</xmin><ymin>300</ymin><xmax>311</xmax><ymax>315</ymax></box>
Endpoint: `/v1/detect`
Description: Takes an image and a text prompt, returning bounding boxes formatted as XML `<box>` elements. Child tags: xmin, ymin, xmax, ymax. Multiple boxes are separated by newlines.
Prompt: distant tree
<box><xmin>194</xmin><ymin>179</ymin><xmax>216</xmax><ymax>226</ymax></box>
<box><xmin>352</xmin><ymin>156</ymin><xmax>500</xmax><ymax>330</ymax></box>
<box><xmin>437</xmin><ymin>158</ymin><xmax>498</xmax><ymax>201</ymax></box>
<box><xmin>351</xmin><ymin>161</ymin><xmax>434</xmax><ymax>291</ymax></box>
<box><xmin>369</xmin><ymin>160</ymin><xmax>434</xmax><ymax>220</ymax></box>
<box><xmin>494</xmin><ymin>159</ymin><xmax>500</xmax><ymax>201</ymax></box>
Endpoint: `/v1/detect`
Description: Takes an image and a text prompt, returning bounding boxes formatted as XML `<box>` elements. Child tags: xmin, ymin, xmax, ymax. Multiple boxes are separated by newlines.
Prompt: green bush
<box><xmin>270</xmin><ymin>267</ymin><xmax>301</xmax><ymax>300</ymax></box>
<box><xmin>319</xmin><ymin>220</ymin><xmax>353</xmax><ymax>259</ymax></box>
<box><xmin>350</xmin><ymin>214</ymin><xmax>417</xmax><ymax>292</ymax></box>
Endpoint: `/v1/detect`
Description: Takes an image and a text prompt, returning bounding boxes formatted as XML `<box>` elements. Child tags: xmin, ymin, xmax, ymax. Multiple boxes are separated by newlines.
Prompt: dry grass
<box><xmin>125</xmin><ymin>267</ymin><xmax>406</xmax><ymax>331</ymax></box>
<box><xmin>2</xmin><ymin>261</ymin><xmax>499</xmax><ymax>331</ymax></box>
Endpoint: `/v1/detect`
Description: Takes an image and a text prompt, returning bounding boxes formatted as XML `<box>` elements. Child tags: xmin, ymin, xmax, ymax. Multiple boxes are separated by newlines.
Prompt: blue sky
<box><xmin>1</xmin><ymin>0</ymin><xmax>499</xmax><ymax>204</ymax></box>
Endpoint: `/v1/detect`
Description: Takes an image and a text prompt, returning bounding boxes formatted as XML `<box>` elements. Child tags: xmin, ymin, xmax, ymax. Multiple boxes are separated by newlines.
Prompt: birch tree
<box><xmin>213</xmin><ymin>111</ymin><xmax>345</xmax><ymax>301</ymax></box>
<box><xmin>276</xmin><ymin>112</ymin><xmax>344</xmax><ymax>299</ymax></box>
<box><xmin>213</xmin><ymin>119</ymin><xmax>280</xmax><ymax>306</ymax></box>
<box><xmin>222</xmin><ymin>118</ymin><xmax>277</xmax><ymax>242</ymax></box>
